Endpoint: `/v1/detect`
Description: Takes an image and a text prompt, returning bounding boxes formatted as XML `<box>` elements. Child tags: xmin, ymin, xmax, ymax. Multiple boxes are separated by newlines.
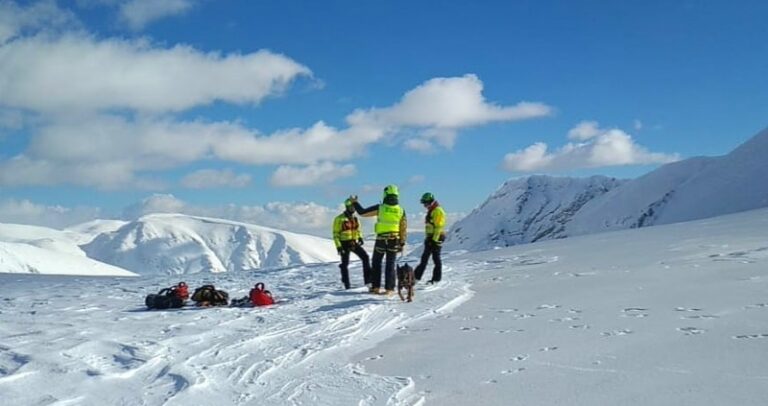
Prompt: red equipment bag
<box><xmin>249</xmin><ymin>283</ymin><xmax>275</xmax><ymax>306</ymax></box>
<box><xmin>173</xmin><ymin>282</ymin><xmax>189</xmax><ymax>300</ymax></box>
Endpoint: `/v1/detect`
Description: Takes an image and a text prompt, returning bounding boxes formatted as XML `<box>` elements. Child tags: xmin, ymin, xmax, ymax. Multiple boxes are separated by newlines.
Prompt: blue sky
<box><xmin>0</xmin><ymin>0</ymin><xmax>767</xmax><ymax>235</ymax></box>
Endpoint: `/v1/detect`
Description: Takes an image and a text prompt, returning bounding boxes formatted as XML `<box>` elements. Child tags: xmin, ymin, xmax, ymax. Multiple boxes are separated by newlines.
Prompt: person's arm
<box><xmin>353</xmin><ymin>217</ymin><xmax>364</xmax><ymax>243</ymax></box>
<box><xmin>352</xmin><ymin>201</ymin><xmax>379</xmax><ymax>217</ymax></box>
<box><xmin>332</xmin><ymin>216</ymin><xmax>342</xmax><ymax>249</ymax></box>
<box><xmin>399</xmin><ymin>210</ymin><xmax>408</xmax><ymax>248</ymax></box>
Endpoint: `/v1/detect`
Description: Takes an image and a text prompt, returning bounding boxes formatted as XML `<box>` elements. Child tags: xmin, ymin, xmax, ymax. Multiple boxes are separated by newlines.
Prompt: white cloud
<box><xmin>0</xmin><ymin>34</ymin><xmax>311</xmax><ymax>114</ymax></box>
<box><xmin>180</xmin><ymin>168</ymin><xmax>251</xmax><ymax>189</ymax></box>
<box><xmin>502</xmin><ymin>142</ymin><xmax>554</xmax><ymax>172</ymax></box>
<box><xmin>270</xmin><ymin>162</ymin><xmax>356</xmax><ymax>187</ymax></box>
<box><xmin>214</xmin><ymin>121</ymin><xmax>384</xmax><ymax>165</ymax></box>
<box><xmin>347</xmin><ymin>74</ymin><xmax>552</xmax><ymax>150</ymax></box>
<box><xmin>0</xmin><ymin>116</ymin><xmax>369</xmax><ymax>189</ymax></box>
<box><xmin>503</xmin><ymin>121</ymin><xmax>680</xmax><ymax>172</ymax></box>
<box><xmin>403</xmin><ymin>138</ymin><xmax>435</xmax><ymax>153</ymax></box>
<box><xmin>119</xmin><ymin>0</ymin><xmax>193</xmax><ymax>30</ymax></box>
<box><xmin>121</xmin><ymin>194</ymin><xmax>187</xmax><ymax>219</ymax></box>
<box><xmin>0</xmin><ymin>0</ymin><xmax>79</xmax><ymax>44</ymax></box>
<box><xmin>348</xmin><ymin>74</ymin><xmax>551</xmax><ymax>129</ymax></box>
<box><xmin>0</xmin><ymin>66</ymin><xmax>549</xmax><ymax>189</ymax></box>
<box><xmin>567</xmin><ymin>120</ymin><xmax>601</xmax><ymax>141</ymax></box>
<box><xmin>0</xmin><ymin>198</ymin><xmax>102</xmax><ymax>229</ymax></box>
<box><xmin>122</xmin><ymin>194</ymin><xmax>338</xmax><ymax>236</ymax></box>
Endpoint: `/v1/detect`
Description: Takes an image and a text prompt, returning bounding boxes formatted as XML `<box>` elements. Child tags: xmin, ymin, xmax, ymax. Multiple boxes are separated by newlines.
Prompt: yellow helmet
<box><xmin>382</xmin><ymin>184</ymin><xmax>399</xmax><ymax>198</ymax></box>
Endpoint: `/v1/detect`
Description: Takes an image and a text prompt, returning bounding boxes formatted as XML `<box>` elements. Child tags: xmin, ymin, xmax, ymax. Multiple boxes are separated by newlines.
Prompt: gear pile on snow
<box><xmin>144</xmin><ymin>282</ymin><xmax>188</xmax><ymax>309</ymax></box>
<box><xmin>191</xmin><ymin>284</ymin><xmax>229</xmax><ymax>307</ymax></box>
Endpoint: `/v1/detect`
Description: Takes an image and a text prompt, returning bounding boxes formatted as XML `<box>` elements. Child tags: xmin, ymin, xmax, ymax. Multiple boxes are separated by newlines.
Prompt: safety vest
<box><xmin>425</xmin><ymin>204</ymin><xmax>446</xmax><ymax>239</ymax></box>
<box><xmin>375</xmin><ymin>203</ymin><xmax>403</xmax><ymax>235</ymax></box>
<box><xmin>333</xmin><ymin>213</ymin><xmax>362</xmax><ymax>247</ymax></box>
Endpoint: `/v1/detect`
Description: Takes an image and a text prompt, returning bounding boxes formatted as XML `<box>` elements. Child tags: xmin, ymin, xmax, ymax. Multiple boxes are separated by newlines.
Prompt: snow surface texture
<box><xmin>2</xmin><ymin>208</ymin><xmax>768</xmax><ymax>405</ymax></box>
<box><xmin>447</xmin><ymin>127</ymin><xmax>768</xmax><ymax>251</ymax></box>
<box><xmin>83</xmin><ymin>213</ymin><xmax>338</xmax><ymax>275</ymax></box>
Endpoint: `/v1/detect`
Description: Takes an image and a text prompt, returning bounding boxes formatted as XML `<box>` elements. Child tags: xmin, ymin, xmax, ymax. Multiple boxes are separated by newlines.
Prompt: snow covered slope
<box><xmin>0</xmin><ymin>241</ymin><xmax>136</xmax><ymax>276</ymax></box>
<box><xmin>449</xmin><ymin>127</ymin><xmax>768</xmax><ymax>251</ymax></box>
<box><xmin>0</xmin><ymin>222</ymin><xmax>136</xmax><ymax>276</ymax></box>
<box><xmin>568</xmin><ymin>126</ymin><xmax>768</xmax><ymax>234</ymax></box>
<box><xmin>2</xmin><ymin>208</ymin><xmax>767</xmax><ymax>405</ymax></box>
<box><xmin>83</xmin><ymin>213</ymin><xmax>338</xmax><ymax>275</ymax></box>
<box><xmin>445</xmin><ymin>175</ymin><xmax>624</xmax><ymax>251</ymax></box>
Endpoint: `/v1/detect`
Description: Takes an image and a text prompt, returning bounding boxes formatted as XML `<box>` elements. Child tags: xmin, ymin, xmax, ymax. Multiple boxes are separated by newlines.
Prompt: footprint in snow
<box><xmin>460</xmin><ymin>326</ymin><xmax>480</xmax><ymax>331</ymax></box>
<box><xmin>501</xmin><ymin>368</ymin><xmax>526</xmax><ymax>374</ymax></box>
<box><xmin>745</xmin><ymin>303</ymin><xmax>768</xmax><ymax>310</ymax></box>
<box><xmin>550</xmin><ymin>317</ymin><xmax>579</xmax><ymax>322</ymax></box>
<box><xmin>539</xmin><ymin>346</ymin><xmax>558</xmax><ymax>352</ymax></box>
<box><xmin>622</xmin><ymin>308</ymin><xmax>649</xmax><ymax>318</ymax></box>
<box><xmin>601</xmin><ymin>329</ymin><xmax>633</xmax><ymax>337</ymax></box>
<box><xmin>537</xmin><ymin>304</ymin><xmax>561</xmax><ymax>310</ymax></box>
<box><xmin>366</xmin><ymin>354</ymin><xmax>384</xmax><ymax>361</ymax></box>
<box><xmin>681</xmin><ymin>314</ymin><xmax>718</xmax><ymax>320</ymax></box>
<box><xmin>678</xmin><ymin>327</ymin><xmax>706</xmax><ymax>335</ymax></box>
<box><xmin>510</xmin><ymin>355</ymin><xmax>529</xmax><ymax>361</ymax></box>
<box><xmin>733</xmin><ymin>333</ymin><xmax>768</xmax><ymax>340</ymax></box>
<box><xmin>675</xmin><ymin>307</ymin><xmax>703</xmax><ymax>312</ymax></box>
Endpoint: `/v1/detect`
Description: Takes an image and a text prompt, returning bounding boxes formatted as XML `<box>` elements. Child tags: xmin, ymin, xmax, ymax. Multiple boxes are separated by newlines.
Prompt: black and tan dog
<box><xmin>396</xmin><ymin>263</ymin><xmax>415</xmax><ymax>302</ymax></box>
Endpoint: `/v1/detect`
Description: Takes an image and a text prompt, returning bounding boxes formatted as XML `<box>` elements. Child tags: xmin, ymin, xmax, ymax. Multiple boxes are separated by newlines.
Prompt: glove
<box><xmin>348</xmin><ymin>195</ymin><xmax>358</xmax><ymax>203</ymax></box>
<box><xmin>432</xmin><ymin>238</ymin><xmax>442</xmax><ymax>247</ymax></box>
<box><xmin>357</xmin><ymin>238</ymin><xmax>364</xmax><ymax>246</ymax></box>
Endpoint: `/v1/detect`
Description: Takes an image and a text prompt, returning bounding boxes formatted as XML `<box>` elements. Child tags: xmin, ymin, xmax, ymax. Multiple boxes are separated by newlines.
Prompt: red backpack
<box><xmin>250</xmin><ymin>283</ymin><xmax>274</xmax><ymax>306</ymax></box>
<box><xmin>173</xmin><ymin>282</ymin><xmax>189</xmax><ymax>300</ymax></box>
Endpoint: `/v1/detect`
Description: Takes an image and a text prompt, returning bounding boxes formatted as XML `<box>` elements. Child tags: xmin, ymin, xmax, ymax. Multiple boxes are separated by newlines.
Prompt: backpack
<box><xmin>191</xmin><ymin>284</ymin><xmax>229</xmax><ymax>307</ymax></box>
<box><xmin>174</xmin><ymin>282</ymin><xmax>189</xmax><ymax>300</ymax></box>
<box><xmin>145</xmin><ymin>286</ymin><xmax>185</xmax><ymax>310</ymax></box>
<box><xmin>249</xmin><ymin>283</ymin><xmax>274</xmax><ymax>306</ymax></box>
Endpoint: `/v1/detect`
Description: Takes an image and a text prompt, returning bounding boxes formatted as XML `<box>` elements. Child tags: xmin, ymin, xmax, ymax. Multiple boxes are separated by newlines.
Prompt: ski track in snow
<box><xmin>3</xmin><ymin>211</ymin><xmax>768</xmax><ymax>405</ymax></box>
<box><xmin>0</xmin><ymin>260</ymin><xmax>472</xmax><ymax>406</ymax></box>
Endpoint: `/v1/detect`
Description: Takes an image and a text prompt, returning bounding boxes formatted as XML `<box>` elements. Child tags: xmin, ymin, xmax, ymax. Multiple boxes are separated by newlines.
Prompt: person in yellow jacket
<box><xmin>333</xmin><ymin>199</ymin><xmax>372</xmax><ymax>289</ymax></box>
<box><xmin>414</xmin><ymin>192</ymin><xmax>446</xmax><ymax>284</ymax></box>
<box><xmin>349</xmin><ymin>185</ymin><xmax>407</xmax><ymax>295</ymax></box>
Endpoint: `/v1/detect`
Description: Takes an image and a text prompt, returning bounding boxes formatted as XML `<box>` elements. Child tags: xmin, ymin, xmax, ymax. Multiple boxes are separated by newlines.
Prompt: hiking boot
<box><xmin>382</xmin><ymin>289</ymin><xmax>395</xmax><ymax>297</ymax></box>
<box><xmin>370</xmin><ymin>287</ymin><xmax>381</xmax><ymax>294</ymax></box>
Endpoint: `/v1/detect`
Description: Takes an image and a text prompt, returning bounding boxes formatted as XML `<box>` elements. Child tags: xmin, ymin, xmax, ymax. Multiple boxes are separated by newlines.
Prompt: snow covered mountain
<box><xmin>83</xmin><ymin>213</ymin><xmax>338</xmax><ymax>275</ymax></box>
<box><xmin>568</xmin><ymin>126</ymin><xmax>768</xmax><ymax>234</ymax></box>
<box><xmin>445</xmin><ymin>175</ymin><xmax>624</xmax><ymax>251</ymax></box>
<box><xmin>0</xmin><ymin>222</ymin><xmax>137</xmax><ymax>276</ymax></box>
<box><xmin>448</xmin><ymin>127</ymin><xmax>768</xmax><ymax>251</ymax></box>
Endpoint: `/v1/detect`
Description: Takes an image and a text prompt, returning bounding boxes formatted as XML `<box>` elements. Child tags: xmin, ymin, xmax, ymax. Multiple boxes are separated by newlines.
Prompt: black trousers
<box><xmin>414</xmin><ymin>239</ymin><xmax>442</xmax><ymax>282</ymax></box>
<box><xmin>339</xmin><ymin>241</ymin><xmax>371</xmax><ymax>289</ymax></box>
<box><xmin>371</xmin><ymin>237</ymin><xmax>400</xmax><ymax>290</ymax></box>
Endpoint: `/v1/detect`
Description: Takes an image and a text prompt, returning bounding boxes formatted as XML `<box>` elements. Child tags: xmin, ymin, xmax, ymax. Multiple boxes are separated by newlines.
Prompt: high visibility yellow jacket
<box><xmin>353</xmin><ymin>201</ymin><xmax>407</xmax><ymax>243</ymax></box>
<box><xmin>332</xmin><ymin>212</ymin><xmax>363</xmax><ymax>249</ymax></box>
<box><xmin>424</xmin><ymin>202</ymin><xmax>446</xmax><ymax>242</ymax></box>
